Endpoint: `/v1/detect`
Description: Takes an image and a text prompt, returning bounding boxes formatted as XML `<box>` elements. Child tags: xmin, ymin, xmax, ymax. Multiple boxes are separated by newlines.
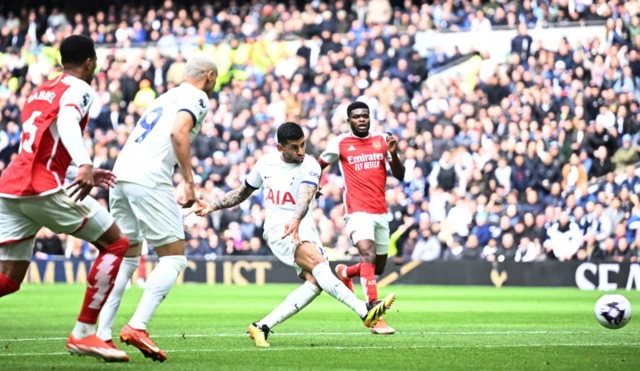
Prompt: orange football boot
<box><xmin>370</xmin><ymin>317</ymin><xmax>396</xmax><ymax>335</ymax></box>
<box><xmin>66</xmin><ymin>333</ymin><xmax>129</xmax><ymax>362</ymax></box>
<box><xmin>119</xmin><ymin>324</ymin><xmax>167</xmax><ymax>362</ymax></box>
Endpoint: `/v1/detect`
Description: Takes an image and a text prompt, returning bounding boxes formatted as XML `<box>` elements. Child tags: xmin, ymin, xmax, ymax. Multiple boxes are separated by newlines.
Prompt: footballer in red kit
<box><xmin>318</xmin><ymin>101</ymin><xmax>405</xmax><ymax>335</ymax></box>
<box><xmin>0</xmin><ymin>35</ymin><xmax>130</xmax><ymax>362</ymax></box>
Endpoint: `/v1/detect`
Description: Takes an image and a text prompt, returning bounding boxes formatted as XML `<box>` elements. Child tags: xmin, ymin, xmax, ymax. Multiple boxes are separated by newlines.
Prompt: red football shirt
<box><xmin>319</xmin><ymin>132</ymin><xmax>392</xmax><ymax>215</ymax></box>
<box><xmin>0</xmin><ymin>74</ymin><xmax>93</xmax><ymax>198</ymax></box>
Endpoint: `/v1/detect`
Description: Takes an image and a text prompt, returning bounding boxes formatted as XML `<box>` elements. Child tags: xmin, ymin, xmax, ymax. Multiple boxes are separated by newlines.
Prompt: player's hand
<box><xmin>178</xmin><ymin>182</ymin><xmax>197</xmax><ymax>208</ymax></box>
<box><xmin>185</xmin><ymin>198</ymin><xmax>214</xmax><ymax>217</ymax></box>
<box><xmin>92</xmin><ymin>169</ymin><xmax>117</xmax><ymax>189</ymax></box>
<box><xmin>282</xmin><ymin>218</ymin><xmax>301</xmax><ymax>245</ymax></box>
<box><xmin>386</xmin><ymin>134</ymin><xmax>398</xmax><ymax>155</ymax></box>
<box><xmin>316</xmin><ymin>185</ymin><xmax>323</xmax><ymax>199</ymax></box>
<box><xmin>67</xmin><ymin>164</ymin><xmax>94</xmax><ymax>202</ymax></box>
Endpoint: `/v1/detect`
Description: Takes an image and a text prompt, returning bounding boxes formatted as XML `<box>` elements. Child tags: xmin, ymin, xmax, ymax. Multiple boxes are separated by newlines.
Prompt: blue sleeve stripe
<box><xmin>245</xmin><ymin>179</ymin><xmax>259</xmax><ymax>189</ymax></box>
<box><xmin>301</xmin><ymin>180</ymin><xmax>318</xmax><ymax>187</ymax></box>
<box><xmin>177</xmin><ymin>108</ymin><xmax>197</xmax><ymax>128</ymax></box>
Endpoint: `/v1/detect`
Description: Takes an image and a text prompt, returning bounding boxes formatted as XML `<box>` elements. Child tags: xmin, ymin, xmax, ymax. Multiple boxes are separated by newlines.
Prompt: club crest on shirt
<box><xmin>373</xmin><ymin>140</ymin><xmax>382</xmax><ymax>150</ymax></box>
<box><xmin>81</xmin><ymin>93</ymin><xmax>91</xmax><ymax>108</ymax></box>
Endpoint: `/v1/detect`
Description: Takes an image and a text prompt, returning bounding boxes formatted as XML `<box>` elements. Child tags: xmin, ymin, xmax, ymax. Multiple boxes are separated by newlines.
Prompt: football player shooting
<box><xmin>188</xmin><ymin>122</ymin><xmax>395</xmax><ymax>347</ymax></box>
<box><xmin>0</xmin><ymin>35</ymin><xmax>130</xmax><ymax>362</ymax></box>
<box><xmin>318</xmin><ymin>101</ymin><xmax>405</xmax><ymax>335</ymax></box>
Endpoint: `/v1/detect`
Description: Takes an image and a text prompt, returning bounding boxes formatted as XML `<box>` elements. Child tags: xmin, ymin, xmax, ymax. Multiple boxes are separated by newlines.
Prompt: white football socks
<box><xmin>311</xmin><ymin>262</ymin><xmax>368</xmax><ymax>318</ymax></box>
<box><xmin>128</xmin><ymin>255</ymin><xmax>186</xmax><ymax>330</ymax></box>
<box><xmin>72</xmin><ymin>321</ymin><xmax>96</xmax><ymax>339</ymax></box>
<box><xmin>97</xmin><ymin>257</ymin><xmax>140</xmax><ymax>341</ymax></box>
<box><xmin>257</xmin><ymin>281</ymin><xmax>321</xmax><ymax>329</ymax></box>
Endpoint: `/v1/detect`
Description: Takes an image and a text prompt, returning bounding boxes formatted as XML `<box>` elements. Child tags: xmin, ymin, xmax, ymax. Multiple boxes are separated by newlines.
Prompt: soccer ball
<box><xmin>594</xmin><ymin>294</ymin><xmax>632</xmax><ymax>329</ymax></box>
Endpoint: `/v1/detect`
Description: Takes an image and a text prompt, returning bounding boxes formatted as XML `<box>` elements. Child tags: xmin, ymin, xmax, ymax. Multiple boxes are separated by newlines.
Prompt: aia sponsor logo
<box><xmin>265</xmin><ymin>189</ymin><xmax>296</xmax><ymax>205</ymax></box>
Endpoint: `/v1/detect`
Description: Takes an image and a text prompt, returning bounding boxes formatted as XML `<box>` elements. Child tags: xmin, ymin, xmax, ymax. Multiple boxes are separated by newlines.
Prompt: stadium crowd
<box><xmin>1</xmin><ymin>1</ymin><xmax>640</xmax><ymax>264</ymax></box>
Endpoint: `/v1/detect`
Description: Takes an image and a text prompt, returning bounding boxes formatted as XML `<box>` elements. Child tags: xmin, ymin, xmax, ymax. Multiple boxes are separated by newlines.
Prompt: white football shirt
<box><xmin>245</xmin><ymin>152</ymin><xmax>321</xmax><ymax>231</ymax></box>
<box><xmin>114</xmin><ymin>83</ymin><xmax>210</xmax><ymax>189</ymax></box>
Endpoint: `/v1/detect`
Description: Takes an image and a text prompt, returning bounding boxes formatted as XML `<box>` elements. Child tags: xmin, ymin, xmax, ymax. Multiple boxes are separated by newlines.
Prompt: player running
<box><xmin>0</xmin><ymin>35</ymin><xmax>130</xmax><ymax>362</ymax></box>
<box><xmin>188</xmin><ymin>122</ymin><xmax>395</xmax><ymax>347</ymax></box>
<box><xmin>95</xmin><ymin>54</ymin><xmax>218</xmax><ymax>362</ymax></box>
<box><xmin>318</xmin><ymin>101</ymin><xmax>405</xmax><ymax>335</ymax></box>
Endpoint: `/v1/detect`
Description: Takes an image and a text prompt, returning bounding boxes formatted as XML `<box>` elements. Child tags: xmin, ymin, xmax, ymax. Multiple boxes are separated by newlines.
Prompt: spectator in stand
<box><xmin>545</xmin><ymin>211</ymin><xmax>583</xmax><ymax>261</ymax></box>
<box><xmin>562</xmin><ymin>153</ymin><xmax>588</xmax><ymax>193</ymax></box>
<box><xmin>612</xmin><ymin>134</ymin><xmax>638</xmax><ymax>171</ymax></box>
<box><xmin>589</xmin><ymin>146</ymin><xmax>615</xmax><ymax>180</ymax></box>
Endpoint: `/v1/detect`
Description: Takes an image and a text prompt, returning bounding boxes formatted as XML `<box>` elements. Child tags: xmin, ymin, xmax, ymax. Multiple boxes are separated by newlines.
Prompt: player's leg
<box><xmin>249</xmin><ymin>271</ymin><xmax>322</xmax><ymax>347</ymax></box>
<box><xmin>294</xmin><ymin>241</ymin><xmax>394</xmax><ymax>328</ymax></box>
<box><xmin>97</xmin><ymin>183</ymin><xmax>144</xmax><ymax>344</ymax></box>
<box><xmin>24</xmin><ymin>192</ymin><xmax>129</xmax><ymax>362</ymax></box>
<box><xmin>97</xmin><ymin>243</ymin><xmax>142</xmax><ymax>345</ymax></box>
<box><xmin>0</xmin><ymin>197</ymin><xmax>40</xmax><ymax>298</ymax></box>
<box><xmin>343</xmin><ymin>213</ymin><xmax>378</xmax><ymax>303</ymax></box>
<box><xmin>369</xmin><ymin>215</ymin><xmax>395</xmax><ymax>335</ymax></box>
<box><xmin>117</xmin><ymin>183</ymin><xmax>187</xmax><ymax>362</ymax></box>
<box><xmin>0</xmin><ymin>241</ymin><xmax>34</xmax><ymax>298</ymax></box>
<box><xmin>119</xmin><ymin>240</ymin><xmax>183</xmax><ymax>362</ymax></box>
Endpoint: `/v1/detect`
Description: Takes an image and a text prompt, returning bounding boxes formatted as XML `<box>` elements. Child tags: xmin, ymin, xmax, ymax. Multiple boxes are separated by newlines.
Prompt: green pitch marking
<box><xmin>0</xmin><ymin>285</ymin><xmax>639</xmax><ymax>370</ymax></box>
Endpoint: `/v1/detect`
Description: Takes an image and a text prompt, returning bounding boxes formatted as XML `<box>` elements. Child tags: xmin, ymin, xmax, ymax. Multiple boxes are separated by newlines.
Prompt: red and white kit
<box><xmin>318</xmin><ymin>131</ymin><xmax>392</xmax><ymax>254</ymax></box>
<box><xmin>0</xmin><ymin>74</ymin><xmax>112</xmax><ymax>260</ymax></box>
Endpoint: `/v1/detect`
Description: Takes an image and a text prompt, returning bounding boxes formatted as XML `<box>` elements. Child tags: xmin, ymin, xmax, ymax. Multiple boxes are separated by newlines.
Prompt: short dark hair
<box><xmin>347</xmin><ymin>101</ymin><xmax>369</xmax><ymax>118</ymax></box>
<box><xmin>277</xmin><ymin>122</ymin><xmax>304</xmax><ymax>145</ymax></box>
<box><xmin>60</xmin><ymin>35</ymin><xmax>96</xmax><ymax>66</ymax></box>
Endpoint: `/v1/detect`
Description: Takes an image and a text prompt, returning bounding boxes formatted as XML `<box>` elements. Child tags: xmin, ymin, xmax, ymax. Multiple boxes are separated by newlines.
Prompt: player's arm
<box><xmin>66</xmin><ymin>165</ymin><xmax>117</xmax><ymax>190</ymax></box>
<box><xmin>57</xmin><ymin>102</ymin><xmax>94</xmax><ymax>201</ymax></box>
<box><xmin>171</xmin><ymin>111</ymin><xmax>197</xmax><ymax>207</ymax></box>
<box><xmin>190</xmin><ymin>158</ymin><xmax>262</xmax><ymax>217</ymax></box>
<box><xmin>189</xmin><ymin>182</ymin><xmax>257</xmax><ymax>217</ymax></box>
<box><xmin>209</xmin><ymin>183</ymin><xmax>257</xmax><ymax>210</ymax></box>
<box><xmin>386</xmin><ymin>134</ymin><xmax>405</xmax><ymax>181</ymax></box>
<box><xmin>283</xmin><ymin>162</ymin><xmax>321</xmax><ymax>242</ymax></box>
<box><xmin>317</xmin><ymin>136</ymin><xmax>340</xmax><ymax>196</ymax></box>
<box><xmin>318</xmin><ymin>136</ymin><xmax>340</xmax><ymax>171</ymax></box>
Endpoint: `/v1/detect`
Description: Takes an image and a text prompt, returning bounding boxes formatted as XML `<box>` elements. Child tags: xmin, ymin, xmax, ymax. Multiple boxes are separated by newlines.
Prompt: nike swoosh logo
<box><xmin>265</xmin><ymin>176</ymin><xmax>271</xmax><ymax>179</ymax></box>
<box><xmin>294</xmin><ymin>304</ymin><xmax>300</xmax><ymax>311</ymax></box>
<box><xmin>138</xmin><ymin>336</ymin><xmax>160</xmax><ymax>353</ymax></box>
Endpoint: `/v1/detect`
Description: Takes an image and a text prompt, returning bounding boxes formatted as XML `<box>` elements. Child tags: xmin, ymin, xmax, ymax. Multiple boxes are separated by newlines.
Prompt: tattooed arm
<box><xmin>189</xmin><ymin>183</ymin><xmax>256</xmax><ymax>217</ymax></box>
<box><xmin>208</xmin><ymin>183</ymin><xmax>256</xmax><ymax>211</ymax></box>
<box><xmin>282</xmin><ymin>183</ymin><xmax>318</xmax><ymax>242</ymax></box>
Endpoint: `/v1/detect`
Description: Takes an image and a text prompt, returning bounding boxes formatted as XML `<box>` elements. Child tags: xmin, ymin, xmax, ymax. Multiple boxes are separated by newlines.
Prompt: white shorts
<box><xmin>264</xmin><ymin>219</ymin><xmax>327</xmax><ymax>277</ymax></box>
<box><xmin>345</xmin><ymin>212</ymin><xmax>390</xmax><ymax>255</ymax></box>
<box><xmin>0</xmin><ymin>191</ymin><xmax>113</xmax><ymax>261</ymax></box>
<box><xmin>109</xmin><ymin>181</ymin><xmax>184</xmax><ymax>247</ymax></box>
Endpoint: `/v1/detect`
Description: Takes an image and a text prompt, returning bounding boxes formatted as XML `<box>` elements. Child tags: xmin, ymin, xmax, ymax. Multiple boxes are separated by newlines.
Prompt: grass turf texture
<box><xmin>0</xmin><ymin>285</ymin><xmax>639</xmax><ymax>370</ymax></box>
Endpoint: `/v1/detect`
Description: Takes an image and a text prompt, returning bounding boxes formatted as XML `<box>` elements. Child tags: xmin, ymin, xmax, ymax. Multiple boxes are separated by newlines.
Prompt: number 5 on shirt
<box><xmin>135</xmin><ymin>107</ymin><xmax>164</xmax><ymax>143</ymax></box>
<box><xmin>19</xmin><ymin>111</ymin><xmax>42</xmax><ymax>154</ymax></box>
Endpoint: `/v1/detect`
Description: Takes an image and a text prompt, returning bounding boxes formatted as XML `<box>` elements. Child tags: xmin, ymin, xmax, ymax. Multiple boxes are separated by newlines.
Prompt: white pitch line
<box><xmin>1</xmin><ymin>343</ymin><xmax>640</xmax><ymax>357</ymax></box>
<box><xmin>1</xmin><ymin>330</ymin><xmax>638</xmax><ymax>343</ymax></box>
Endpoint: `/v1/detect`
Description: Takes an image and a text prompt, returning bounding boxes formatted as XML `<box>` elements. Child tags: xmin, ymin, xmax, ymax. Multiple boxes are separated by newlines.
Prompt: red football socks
<box><xmin>360</xmin><ymin>263</ymin><xmax>378</xmax><ymax>303</ymax></box>
<box><xmin>77</xmin><ymin>238</ymin><xmax>128</xmax><ymax>324</ymax></box>
<box><xmin>345</xmin><ymin>263</ymin><xmax>361</xmax><ymax>278</ymax></box>
<box><xmin>0</xmin><ymin>273</ymin><xmax>20</xmax><ymax>298</ymax></box>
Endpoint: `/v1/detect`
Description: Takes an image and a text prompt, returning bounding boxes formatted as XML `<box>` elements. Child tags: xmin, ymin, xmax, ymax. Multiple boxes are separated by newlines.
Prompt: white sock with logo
<box><xmin>72</xmin><ymin>321</ymin><xmax>96</xmax><ymax>339</ymax></box>
<box><xmin>257</xmin><ymin>281</ymin><xmax>321</xmax><ymax>329</ymax></box>
<box><xmin>97</xmin><ymin>257</ymin><xmax>140</xmax><ymax>341</ymax></box>
<box><xmin>128</xmin><ymin>255</ymin><xmax>186</xmax><ymax>330</ymax></box>
<box><xmin>311</xmin><ymin>262</ymin><xmax>368</xmax><ymax>318</ymax></box>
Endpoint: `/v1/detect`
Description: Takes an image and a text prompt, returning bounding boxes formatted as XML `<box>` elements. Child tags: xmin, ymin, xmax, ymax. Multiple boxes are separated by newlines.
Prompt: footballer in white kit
<box><xmin>96</xmin><ymin>54</ymin><xmax>218</xmax><ymax>362</ymax></box>
<box><xmin>189</xmin><ymin>122</ymin><xmax>396</xmax><ymax>347</ymax></box>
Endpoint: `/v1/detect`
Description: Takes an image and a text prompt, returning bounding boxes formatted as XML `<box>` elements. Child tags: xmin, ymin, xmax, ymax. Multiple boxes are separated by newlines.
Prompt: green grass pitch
<box><xmin>0</xmin><ymin>284</ymin><xmax>639</xmax><ymax>370</ymax></box>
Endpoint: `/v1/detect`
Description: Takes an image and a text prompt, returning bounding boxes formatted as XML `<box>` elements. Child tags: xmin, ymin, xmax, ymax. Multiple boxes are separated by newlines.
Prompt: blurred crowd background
<box><xmin>2</xmin><ymin>0</ymin><xmax>640</xmax><ymax>264</ymax></box>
